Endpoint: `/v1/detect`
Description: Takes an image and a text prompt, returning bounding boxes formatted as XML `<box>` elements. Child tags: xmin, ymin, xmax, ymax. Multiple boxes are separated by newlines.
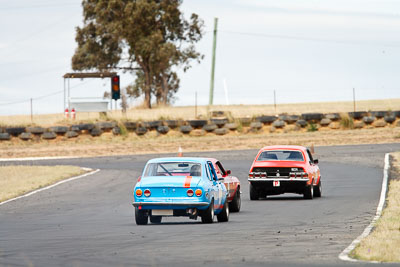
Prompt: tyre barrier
<box><xmin>349</xmin><ymin>111</ymin><xmax>367</xmax><ymax>119</ymax></box>
<box><xmin>203</xmin><ymin>124</ymin><xmax>217</xmax><ymax>132</ymax></box>
<box><xmin>112</xmin><ymin>127</ymin><xmax>121</xmax><ymax>135</ymax></box>
<box><xmin>1</xmin><ymin>110</ymin><xmax>398</xmax><ymax>142</ymax></box>
<box><xmin>165</xmin><ymin>120</ymin><xmax>180</xmax><ymax>129</ymax></box>
<box><xmin>49</xmin><ymin>126</ymin><xmax>69</xmax><ymax>135</ymax></box>
<box><xmin>135</xmin><ymin>127</ymin><xmax>148</xmax><ymax>136</ymax></box>
<box><xmin>5</xmin><ymin>127</ymin><xmax>25</xmax><ymax>136</ymax></box>
<box><xmin>238</xmin><ymin>117</ymin><xmax>252</xmax><ymax>126</ymax></box>
<box><xmin>320</xmin><ymin>118</ymin><xmax>332</xmax><ymax>126</ymax></box>
<box><xmin>19</xmin><ymin>132</ymin><xmax>32</xmax><ymax>140</ymax></box>
<box><xmin>79</xmin><ymin>123</ymin><xmax>95</xmax><ymax>131</ymax></box>
<box><xmin>70</xmin><ymin>125</ymin><xmax>81</xmax><ymax>132</ymax></box>
<box><xmin>124</xmin><ymin>121</ymin><xmax>137</xmax><ymax>131</ymax></box>
<box><xmin>392</xmin><ymin>111</ymin><xmax>400</xmax><ymax>118</ymax></box>
<box><xmin>325</xmin><ymin>113</ymin><xmax>340</xmax><ymax>121</ymax></box>
<box><xmin>384</xmin><ymin>116</ymin><xmax>396</xmax><ymax>124</ymax></box>
<box><xmin>90</xmin><ymin>127</ymin><xmax>103</xmax><ymax>137</ymax></box>
<box><xmin>42</xmin><ymin>132</ymin><xmax>57</xmax><ymax>140</ymax></box>
<box><xmin>66</xmin><ymin>131</ymin><xmax>78</xmax><ymax>138</ymax></box>
<box><xmin>256</xmin><ymin>115</ymin><xmax>276</xmax><ymax>124</ymax></box>
<box><xmin>301</xmin><ymin>113</ymin><xmax>323</xmax><ymax>122</ymax></box>
<box><xmin>96</xmin><ymin>121</ymin><xmax>116</xmax><ymax>131</ymax></box>
<box><xmin>26</xmin><ymin>127</ymin><xmax>45</xmax><ymax>135</ymax></box>
<box><xmin>0</xmin><ymin>133</ymin><xmax>11</xmax><ymax>140</ymax></box>
<box><xmin>156</xmin><ymin>126</ymin><xmax>170</xmax><ymax>134</ymax></box>
<box><xmin>187</xmin><ymin>120</ymin><xmax>207</xmax><ymax>129</ymax></box>
<box><xmin>370</xmin><ymin>111</ymin><xmax>387</xmax><ymax>118</ymax></box>
<box><xmin>210</xmin><ymin>118</ymin><xmax>228</xmax><ymax>127</ymax></box>
<box><xmin>225</xmin><ymin>123</ymin><xmax>238</xmax><ymax>131</ymax></box>
<box><xmin>180</xmin><ymin>125</ymin><xmax>193</xmax><ymax>134</ymax></box>
<box><xmin>279</xmin><ymin>115</ymin><xmax>299</xmax><ymax>124</ymax></box>
<box><xmin>363</xmin><ymin>116</ymin><xmax>375</xmax><ymax>124</ymax></box>
<box><xmin>250</xmin><ymin>122</ymin><xmax>263</xmax><ymax>130</ymax></box>
<box><xmin>147</xmin><ymin>121</ymin><xmax>162</xmax><ymax>130</ymax></box>
<box><xmin>296</xmin><ymin>120</ymin><xmax>307</xmax><ymax>128</ymax></box>
<box><xmin>214</xmin><ymin>128</ymin><xmax>228</xmax><ymax>135</ymax></box>
<box><xmin>272</xmin><ymin>120</ymin><xmax>286</xmax><ymax>128</ymax></box>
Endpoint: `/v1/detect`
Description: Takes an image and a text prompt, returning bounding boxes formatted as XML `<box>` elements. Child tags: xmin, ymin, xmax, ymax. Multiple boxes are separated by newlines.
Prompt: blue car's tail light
<box><xmin>135</xmin><ymin>189</ymin><xmax>143</xmax><ymax>197</ymax></box>
<box><xmin>195</xmin><ymin>189</ymin><xmax>202</xmax><ymax>197</ymax></box>
<box><xmin>187</xmin><ymin>189</ymin><xmax>194</xmax><ymax>197</ymax></box>
<box><xmin>144</xmin><ymin>189</ymin><xmax>151</xmax><ymax>197</ymax></box>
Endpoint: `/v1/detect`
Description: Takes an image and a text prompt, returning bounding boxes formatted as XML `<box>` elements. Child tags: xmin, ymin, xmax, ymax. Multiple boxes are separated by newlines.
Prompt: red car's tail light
<box><xmin>135</xmin><ymin>189</ymin><xmax>143</xmax><ymax>197</ymax></box>
<box><xmin>290</xmin><ymin>173</ymin><xmax>296</xmax><ymax>178</ymax></box>
<box><xmin>187</xmin><ymin>189</ymin><xmax>194</xmax><ymax>197</ymax></box>
<box><xmin>144</xmin><ymin>189</ymin><xmax>151</xmax><ymax>197</ymax></box>
<box><xmin>195</xmin><ymin>189</ymin><xmax>202</xmax><ymax>197</ymax></box>
<box><xmin>303</xmin><ymin>173</ymin><xmax>308</xmax><ymax>178</ymax></box>
<box><xmin>248</xmin><ymin>173</ymin><xmax>254</xmax><ymax>178</ymax></box>
<box><xmin>260</xmin><ymin>173</ymin><xmax>266</xmax><ymax>178</ymax></box>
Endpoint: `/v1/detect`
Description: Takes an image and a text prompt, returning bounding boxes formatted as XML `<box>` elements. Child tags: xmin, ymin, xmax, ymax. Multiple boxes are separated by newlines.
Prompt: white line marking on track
<box><xmin>338</xmin><ymin>153</ymin><xmax>390</xmax><ymax>263</ymax></box>
<box><xmin>0</xmin><ymin>168</ymin><xmax>100</xmax><ymax>206</ymax></box>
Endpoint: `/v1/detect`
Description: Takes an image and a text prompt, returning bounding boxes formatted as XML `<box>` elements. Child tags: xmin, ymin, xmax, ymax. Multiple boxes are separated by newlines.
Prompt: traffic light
<box><xmin>111</xmin><ymin>75</ymin><xmax>120</xmax><ymax>100</ymax></box>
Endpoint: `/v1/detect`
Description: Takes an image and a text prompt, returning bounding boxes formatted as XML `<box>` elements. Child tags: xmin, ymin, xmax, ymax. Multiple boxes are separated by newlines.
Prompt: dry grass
<box><xmin>1</xmin><ymin>98</ymin><xmax>399</xmax><ymax>126</ymax></box>
<box><xmin>0</xmin><ymin>127</ymin><xmax>399</xmax><ymax>159</ymax></box>
<box><xmin>0</xmin><ymin>165</ymin><xmax>86</xmax><ymax>203</ymax></box>
<box><xmin>352</xmin><ymin>152</ymin><xmax>400</xmax><ymax>262</ymax></box>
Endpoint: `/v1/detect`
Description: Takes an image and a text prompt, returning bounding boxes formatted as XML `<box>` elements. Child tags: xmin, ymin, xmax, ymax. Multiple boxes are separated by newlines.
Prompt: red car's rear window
<box><xmin>257</xmin><ymin>150</ymin><xmax>304</xmax><ymax>161</ymax></box>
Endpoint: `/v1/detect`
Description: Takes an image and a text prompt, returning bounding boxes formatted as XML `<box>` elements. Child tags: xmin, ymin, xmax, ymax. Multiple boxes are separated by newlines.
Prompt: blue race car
<box><xmin>132</xmin><ymin>157</ymin><xmax>229</xmax><ymax>225</ymax></box>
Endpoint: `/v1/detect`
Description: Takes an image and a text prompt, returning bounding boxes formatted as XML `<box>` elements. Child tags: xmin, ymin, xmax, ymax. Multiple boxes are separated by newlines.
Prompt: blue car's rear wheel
<box><xmin>201</xmin><ymin>199</ymin><xmax>214</xmax><ymax>224</ymax></box>
<box><xmin>135</xmin><ymin>207</ymin><xmax>148</xmax><ymax>225</ymax></box>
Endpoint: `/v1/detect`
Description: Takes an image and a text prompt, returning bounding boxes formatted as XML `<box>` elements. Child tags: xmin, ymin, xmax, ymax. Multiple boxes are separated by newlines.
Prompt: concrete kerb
<box><xmin>0</xmin><ymin>167</ymin><xmax>100</xmax><ymax>206</ymax></box>
<box><xmin>338</xmin><ymin>153</ymin><xmax>390</xmax><ymax>263</ymax></box>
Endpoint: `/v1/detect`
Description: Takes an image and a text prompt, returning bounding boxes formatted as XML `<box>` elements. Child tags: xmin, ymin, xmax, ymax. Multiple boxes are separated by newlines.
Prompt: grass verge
<box><xmin>0</xmin><ymin>165</ymin><xmax>87</xmax><ymax>203</ymax></box>
<box><xmin>351</xmin><ymin>152</ymin><xmax>400</xmax><ymax>262</ymax></box>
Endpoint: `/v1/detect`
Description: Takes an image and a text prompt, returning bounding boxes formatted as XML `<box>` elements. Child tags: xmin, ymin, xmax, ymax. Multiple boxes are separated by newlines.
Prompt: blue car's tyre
<box><xmin>150</xmin><ymin>215</ymin><xmax>162</xmax><ymax>224</ymax></box>
<box><xmin>201</xmin><ymin>200</ymin><xmax>214</xmax><ymax>224</ymax></box>
<box><xmin>217</xmin><ymin>201</ymin><xmax>229</xmax><ymax>222</ymax></box>
<box><xmin>135</xmin><ymin>208</ymin><xmax>148</xmax><ymax>225</ymax></box>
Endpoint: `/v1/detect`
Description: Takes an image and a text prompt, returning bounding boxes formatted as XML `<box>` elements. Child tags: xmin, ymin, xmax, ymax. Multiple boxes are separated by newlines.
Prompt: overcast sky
<box><xmin>1</xmin><ymin>0</ymin><xmax>400</xmax><ymax>115</ymax></box>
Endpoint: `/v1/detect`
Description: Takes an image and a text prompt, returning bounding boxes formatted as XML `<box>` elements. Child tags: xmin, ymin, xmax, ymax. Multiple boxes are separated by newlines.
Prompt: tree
<box><xmin>72</xmin><ymin>0</ymin><xmax>203</xmax><ymax>108</ymax></box>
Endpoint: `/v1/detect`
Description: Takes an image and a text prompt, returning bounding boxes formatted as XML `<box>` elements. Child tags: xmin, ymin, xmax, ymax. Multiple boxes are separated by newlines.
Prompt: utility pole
<box><xmin>353</xmin><ymin>88</ymin><xmax>356</xmax><ymax>112</ymax></box>
<box><xmin>209</xmin><ymin>17</ymin><xmax>218</xmax><ymax>106</ymax></box>
<box><xmin>274</xmin><ymin>90</ymin><xmax>277</xmax><ymax>114</ymax></box>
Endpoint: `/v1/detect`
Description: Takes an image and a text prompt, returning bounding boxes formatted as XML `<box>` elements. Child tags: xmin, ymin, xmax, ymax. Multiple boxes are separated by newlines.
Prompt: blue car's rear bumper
<box><xmin>132</xmin><ymin>202</ymin><xmax>209</xmax><ymax>207</ymax></box>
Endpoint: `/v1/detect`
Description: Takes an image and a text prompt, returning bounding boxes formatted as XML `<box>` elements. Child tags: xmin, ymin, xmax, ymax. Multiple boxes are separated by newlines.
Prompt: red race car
<box><xmin>210</xmin><ymin>158</ymin><xmax>241</xmax><ymax>212</ymax></box>
<box><xmin>248</xmin><ymin>145</ymin><xmax>321</xmax><ymax>200</ymax></box>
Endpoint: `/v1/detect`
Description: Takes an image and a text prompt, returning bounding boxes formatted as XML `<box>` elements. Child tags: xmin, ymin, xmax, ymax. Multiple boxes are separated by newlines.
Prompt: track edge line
<box><xmin>0</xmin><ymin>167</ymin><xmax>100</xmax><ymax>206</ymax></box>
<box><xmin>338</xmin><ymin>153</ymin><xmax>390</xmax><ymax>263</ymax></box>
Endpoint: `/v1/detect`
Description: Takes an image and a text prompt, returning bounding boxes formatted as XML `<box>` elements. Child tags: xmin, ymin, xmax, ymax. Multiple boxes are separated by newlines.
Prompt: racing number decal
<box><xmin>184</xmin><ymin>176</ymin><xmax>192</xmax><ymax>188</ymax></box>
<box><xmin>273</xmin><ymin>180</ymin><xmax>280</xmax><ymax>187</ymax></box>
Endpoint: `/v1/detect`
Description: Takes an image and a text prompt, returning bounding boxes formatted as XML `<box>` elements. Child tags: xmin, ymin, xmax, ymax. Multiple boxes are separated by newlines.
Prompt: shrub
<box><xmin>340</xmin><ymin>114</ymin><xmax>354</xmax><ymax>129</ymax></box>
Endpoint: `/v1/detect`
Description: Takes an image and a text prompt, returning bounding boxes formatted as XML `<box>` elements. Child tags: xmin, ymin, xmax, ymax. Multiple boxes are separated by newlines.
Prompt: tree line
<box><xmin>72</xmin><ymin>0</ymin><xmax>203</xmax><ymax>108</ymax></box>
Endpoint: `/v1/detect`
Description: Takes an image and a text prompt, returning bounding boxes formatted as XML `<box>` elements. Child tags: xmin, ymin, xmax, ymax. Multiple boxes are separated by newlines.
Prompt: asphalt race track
<box><xmin>1</xmin><ymin>143</ymin><xmax>400</xmax><ymax>267</ymax></box>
